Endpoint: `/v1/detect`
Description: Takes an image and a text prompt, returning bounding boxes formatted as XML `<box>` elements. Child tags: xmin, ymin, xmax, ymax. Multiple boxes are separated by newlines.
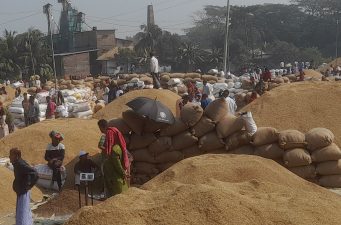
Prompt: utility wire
<box><xmin>0</xmin><ymin>11</ymin><xmax>42</xmax><ymax>26</ymax></box>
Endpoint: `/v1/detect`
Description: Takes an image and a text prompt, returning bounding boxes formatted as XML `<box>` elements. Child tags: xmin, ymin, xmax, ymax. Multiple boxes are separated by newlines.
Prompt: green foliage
<box><xmin>0</xmin><ymin>28</ymin><xmax>53</xmax><ymax>81</ymax></box>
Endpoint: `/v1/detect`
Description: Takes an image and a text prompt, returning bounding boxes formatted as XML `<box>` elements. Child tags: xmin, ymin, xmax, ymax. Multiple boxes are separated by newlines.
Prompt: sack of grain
<box><xmin>286</xmin><ymin>74</ymin><xmax>297</xmax><ymax>82</ymax></box>
<box><xmin>171</xmin><ymin>131</ymin><xmax>198</xmax><ymax>151</ymax></box>
<box><xmin>169</xmin><ymin>73</ymin><xmax>185</xmax><ymax>79</ymax></box>
<box><xmin>140</xmin><ymin>76</ymin><xmax>153</xmax><ymax>85</ymax></box>
<box><xmin>28</xmin><ymin>87</ymin><xmax>37</xmax><ymax>94</ymax></box>
<box><xmin>155</xmin><ymin>151</ymin><xmax>183</xmax><ymax>164</ymax></box>
<box><xmin>289</xmin><ymin>165</ymin><xmax>316</xmax><ymax>179</ymax></box>
<box><xmin>144</xmin><ymin>119</ymin><xmax>167</xmax><ymax>133</ymax></box>
<box><xmin>133</xmin><ymin>162</ymin><xmax>159</xmax><ymax>175</ymax></box>
<box><xmin>148</xmin><ymin>137</ymin><xmax>172</xmax><ymax>154</ymax></box>
<box><xmin>180</xmin><ymin>103</ymin><xmax>203</xmax><ymax>127</ymax></box>
<box><xmin>160</xmin><ymin>118</ymin><xmax>188</xmax><ymax>137</ymax></box>
<box><xmin>94</xmin><ymin>103</ymin><xmax>105</xmax><ymax>114</ymax></box>
<box><xmin>198</xmin><ymin>132</ymin><xmax>225</xmax><ymax>152</ymax></box>
<box><xmin>184</xmin><ymin>73</ymin><xmax>201</xmax><ymax>79</ymax></box>
<box><xmin>274</xmin><ymin>78</ymin><xmax>285</xmax><ymax>84</ymax></box>
<box><xmin>216</xmin><ymin>115</ymin><xmax>244</xmax><ymax>138</ymax></box>
<box><xmin>73</xmin><ymin>110</ymin><xmax>93</xmax><ymax>118</ymax></box>
<box><xmin>254</xmin><ymin>143</ymin><xmax>284</xmax><ymax>159</ymax></box>
<box><xmin>225</xmin><ymin>131</ymin><xmax>252</xmax><ymax>151</ymax></box>
<box><xmin>311</xmin><ymin>143</ymin><xmax>341</xmax><ymax>162</ymax></box>
<box><xmin>283</xmin><ymin>148</ymin><xmax>312</xmax><ymax>167</ymax></box>
<box><xmin>278</xmin><ymin>130</ymin><xmax>306</xmax><ymax>150</ymax></box>
<box><xmin>282</xmin><ymin>77</ymin><xmax>290</xmax><ymax>83</ymax></box>
<box><xmin>131</xmin><ymin>149</ymin><xmax>156</xmax><ymax>163</ymax></box>
<box><xmin>61</xmin><ymin>80</ymin><xmax>72</xmax><ymax>85</ymax></box>
<box><xmin>157</xmin><ymin>163</ymin><xmax>174</xmax><ymax>172</ymax></box>
<box><xmin>182</xmin><ymin>145</ymin><xmax>201</xmax><ymax>158</ymax></box>
<box><xmin>72</xmin><ymin>80</ymin><xmax>84</xmax><ymax>85</ymax></box>
<box><xmin>251</xmin><ymin>127</ymin><xmax>279</xmax><ymax>147</ymax></box>
<box><xmin>94</xmin><ymin>78</ymin><xmax>101</xmax><ymax>83</ymax></box>
<box><xmin>133</xmin><ymin>174</ymin><xmax>150</xmax><ymax>185</ymax></box>
<box><xmin>319</xmin><ymin>175</ymin><xmax>341</xmax><ymax>188</ymax></box>
<box><xmin>316</xmin><ymin>160</ymin><xmax>341</xmax><ymax>175</ymax></box>
<box><xmin>204</xmin><ymin>98</ymin><xmax>228</xmax><ymax>122</ymax></box>
<box><xmin>202</xmin><ymin>75</ymin><xmax>218</xmax><ymax>82</ymax></box>
<box><xmin>177</xmin><ymin>85</ymin><xmax>188</xmax><ymax>95</ymax></box>
<box><xmin>229</xmin><ymin>145</ymin><xmax>254</xmax><ymax>155</ymax></box>
<box><xmin>306</xmin><ymin>128</ymin><xmax>334</xmax><ymax>151</ymax></box>
<box><xmin>73</xmin><ymin>102</ymin><xmax>91</xmax><ymax>113</ymax></box>
<box><xmin>130</xmin><ymin>133</ymin><xmax>157</xmax><ymax>150</ymax></box>
<box><xmin>116</xmin><ymin>79</ymin><xmax>127</xmax><ymax>86</ymax></box>
<box><xmin>107</xmin><ymin>118</ymin><xmax>131</xmax><ymax>134</ymax></box>
<box><xmin>191</xmin><ymin>116</ymin><xmax>216</xmax><ymax>138</ymax></box>
<box><xmin>161</xmin><ymin>75</ymin><xmax>171</xmax><ymax>82</ymax></box>
<box><xmin>122</xmin><ymin>110</ymin><xmax>146</xmax><ymax>135</ymax></box>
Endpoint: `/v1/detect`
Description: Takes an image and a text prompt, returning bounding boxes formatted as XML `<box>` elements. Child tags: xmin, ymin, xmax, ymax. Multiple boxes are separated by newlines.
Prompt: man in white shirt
<box><xmin>150</xmin><ymin>53</ymin><xmax>161</xmax><ymax>89</ymax></box>
<box><xmin>221</xmin><ymin>90</ymin><xmax>237</xmax><ymax>115</ymax></box>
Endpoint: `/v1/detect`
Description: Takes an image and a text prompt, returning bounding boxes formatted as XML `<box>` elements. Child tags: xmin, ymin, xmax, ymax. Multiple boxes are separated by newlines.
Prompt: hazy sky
<box><xmin>0</xmin><ymin>0</ymin><xmax>290</xmax><ymax>38</ymax></box>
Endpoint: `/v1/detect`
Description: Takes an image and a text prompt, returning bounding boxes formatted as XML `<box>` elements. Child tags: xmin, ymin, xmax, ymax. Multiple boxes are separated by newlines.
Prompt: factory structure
<box><xmin>43</xmin><ymin>0</ymin><xmax>153</xmax><ymax>78</ymax></box>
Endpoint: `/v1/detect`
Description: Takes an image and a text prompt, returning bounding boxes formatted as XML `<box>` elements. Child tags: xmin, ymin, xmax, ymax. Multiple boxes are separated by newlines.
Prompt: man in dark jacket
<box><xmin>10</xmin><ymin>148</ymin><xmax>38</xmax><ymax>225</ymax></box>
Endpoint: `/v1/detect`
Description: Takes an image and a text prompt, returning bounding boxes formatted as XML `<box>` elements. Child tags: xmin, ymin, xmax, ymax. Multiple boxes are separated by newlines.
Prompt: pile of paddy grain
<box><xmin>0</xmin><ymin>166</ymin><xmax>43</xmax><ymax>216</ymax></box>
<box><xmin>242</xmin><ymin>82</ymin><xmax>341</xmax><ymax>146</ymax></box>
<box><xmin>319</xmin><ymin>58</ymin><xmax>341</xmax><ymax>73</ymax></box>
<box><xmin>304</xmin><ymin>69</ymin><xmax>323</xmax><ymax>80</ymax></box>
<box><xmin>65</xmin><ymin>154</ymin><xmax>341</xmax><ymax>225</ymax></box>
<box><xmin>93</xmin><ymin>89</ymin><xmax>181</xmax><ymax>120</ymax></box>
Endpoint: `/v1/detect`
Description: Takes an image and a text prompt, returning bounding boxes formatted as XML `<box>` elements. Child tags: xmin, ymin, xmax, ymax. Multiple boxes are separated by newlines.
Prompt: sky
<box><xmin>0</xmin><ymin>0</ymin><xmax>290</xmax><ymax>38</ymax></box>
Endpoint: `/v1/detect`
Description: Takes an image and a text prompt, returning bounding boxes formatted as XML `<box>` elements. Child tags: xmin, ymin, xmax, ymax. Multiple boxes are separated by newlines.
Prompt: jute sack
<box><xmin>161</xmin><ymin>75</ymin><xmax>170</xmax><ymax>82</ymax></box>
<box><xmin>198</xmin><ymin>132</ymin><xmax>224</xmax><ymax>152</ymax></box>
<box><xmin>319</xmin><ymin>175</ymin><xmax>341</xmax><ymax>188</ymax></box>
<box><xmin>148</xmin><ymin>137</ymin><xmax>172</xmax><ymax>154</ymax></box>
<box><xmin>117</xmin><ymin>79</ymin><xmax>127</xmax><ymax>86</ymax></box>
<box><xmin>251</xmin><ymin>127</ymin><xmax>279</xmax><ymax>147</ymax></box>
<box><xmin>107</xmin><ymin>118</ymin><xmax>131</xmax><ymax>134</ymax></box>
<box><xmin>184</xmin><ymin>73</ymin><xmax>201</xmax><ymax>79</ymax></box>
<box><xmin>171</xmin><ymin>131</ymin><xmax>198</xmax><ymax>151</ymax></box>
<box><xmin>133</xmin><ymin>162</ymin><xmax>159</xmax><ymax>175</ymax></box>
<box><xmin>289</xmin><ymin>165</ymin><xmax>316</xmax><ymax>179</ymax></box>
<box><xmin>180</xmin><ymin>103</ymin><xmax>203</xmax><ymax>127</ymax></box>
<box><xmin>216</xmin><ymin>115</ymin><xmax>244</xmax><ymax>139</ymax></box>
<box><xmin>191</xmin><ymin>116</ymin><xmax>216</xmax><ymax>138</ymax></box>
<box><xmin>122</xmin><ymin>110</ymin><xmax>145</xmax><ymax>135</ymax></box>
<box><xmin>132</xmin><ymin>174</ymin><xmax>150</xmax><ymax>185</ymax></box>
<box><xmin>204</xmin><ymin>98</ymin><xmax>228</xmax><ymax>122</ymax></box>
<box><xmin>157</xmin><ymin>162</ymin><xmax>174</xmax><ymax>172</ymax></box>
<box><xmin>225</xmin><ymin>130</ymin><xmax>252</xmax><ymax>151</ymax></box>
<box><xmin>316</xmin><ymin>160</ymin><xmax>341</xmax><ymax>176</ymax></box>
<box><xmin>182</xmin><ymin>145</ymin><xmax>201</xmax><ymax>158</ymax></box>
<box><xmin>229</xmin><ymin>145</ymin><xmax>254</xmax><ymax>155</ymax></box>
<box><xmin>306</xmin><ymin>128</ymin><xmax>334</xmax><ymax>151</ymax></box>
<box><xmin>311</xmin><ymin>143</ymin><xmax>341</xmax><ymax>162</ymax></box>
<box><xmin>140</xmin><ymin>76</ymin><xmax>153</xmax><ymax>85</ymax></box>
<box><xmin>274</xmin><ymin>78</ymin><xmax>285</xmax><ymax>84</ymax></box>
<box><xmin>278</xmin><ymin>130</ymin><xmax>306</xmax><ymax>150</ymax></box>
<box><xmin>144</xmin><ymin>119</ymin><xmax>167</xmax><ymax>133</ymax></box>
<box><xmin>160</xmin><ymin>118</ymin><xmax>188</xmax><ymax>137</ymax></box>
<box><xmin>129</xmin><ymin>133</ymin><xmax>156</xmax><ymax>150</ymax></box>
<box><xmin>131</xmin><ymin>149</ymin><xmax>156</xmax><ymax>163</ymax></box>
<box><xmin>202</xmin><ymin>75</ymin><xmax>218</xmax><ymax>82</ymax></box>
<box><xmin>155</xmin><ymin>151</ymin><xmax>183</xmax><ymax>164</ymax></box>
<box><xmin>254</xmin><ymin>143</ymin><xmax>284</xmax><ymax>159</ymax></box>
<box><xmin>283</xmin><ymin>148</ymin><xmax>312</xmax><ymax>167</ymax></box>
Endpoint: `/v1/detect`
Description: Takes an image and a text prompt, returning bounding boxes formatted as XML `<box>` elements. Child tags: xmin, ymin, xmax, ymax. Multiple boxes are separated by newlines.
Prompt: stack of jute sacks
<box><xmin>108</xmin><ymin>97</ymin><xmax>341</xmax><ymax>187</ymax></box>
<box><xmin>306</xmin><ymin>128</ymin><xmax>341</xmax><ymax>187</ymax></box>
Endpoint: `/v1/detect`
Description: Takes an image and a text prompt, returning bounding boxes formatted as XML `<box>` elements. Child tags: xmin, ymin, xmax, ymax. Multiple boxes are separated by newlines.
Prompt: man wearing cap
<box><xmin>45</xmin><ymin>130</ymin><xmax>65</xmax><ymax>191</ymax></box>
<box><xmin>74</xmin><ymin>150</ymin><xmax>99</xmax><ymax>185</ymax></box>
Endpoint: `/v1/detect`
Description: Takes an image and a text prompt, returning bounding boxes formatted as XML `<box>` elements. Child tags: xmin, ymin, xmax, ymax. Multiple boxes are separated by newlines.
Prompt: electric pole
<box><xmin>223</xmin><ymin>0</ymin><xmax>231</xmax><ymax>75</ymax></box>
<box><xmin>43</xmin><ymin>4</ymin><xmax>57</xmax><ymax>89</ymax></box>
<box><xmin>336</xmin><ymin>19</ymin><xmax>339</xmax><ymax>60</ymax></box>
<box><xmin>27</xmin><ymin>31</ymin><xmax>36</xmax><ymax>75</ymax></box>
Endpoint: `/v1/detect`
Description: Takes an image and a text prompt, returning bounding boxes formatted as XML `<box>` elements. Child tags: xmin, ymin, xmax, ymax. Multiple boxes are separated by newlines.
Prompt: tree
<box><xmin>134</xmin><ymin>25</ymin><xmax>162</xmax><ymax>55</ymax></box>
<box><xmin>177</xmin><ymin>42</ymin><xmax>204</xmax><ymax>72</ymax></box>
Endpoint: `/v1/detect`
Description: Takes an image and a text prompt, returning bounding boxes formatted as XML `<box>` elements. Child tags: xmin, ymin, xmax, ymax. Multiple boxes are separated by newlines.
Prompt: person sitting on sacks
<box><xmin>221</xmin><ymin>90</ymin><xmax>237</xmax><ymax>116</ymax></box>
<box><xmin>98</xmin><ymin>120</ymin><xmax>133</xmax><ymax>197</ymax></box>
<box><xmin>176</xmin><ymin>93</ymin><xmax>190</xmax><ymax>117</ymax></box>
<box><xmin>45</xmin><ymin>131</ymin><xmax>65</xmax><ymax>191</ymax></box>
<box><xmin>237</xmin><ymin>111</ymin><xmax>258</xmax><ymax>136</ymax></box>
<box><xmin>74</xmin><ymin>150</ymin><xmax>100</xmax><ymax>186</ymax></box>
<box><xmin>200</xmin><ymin>94</ymin><xmax>212</xmax><ymax>109</ymax></box>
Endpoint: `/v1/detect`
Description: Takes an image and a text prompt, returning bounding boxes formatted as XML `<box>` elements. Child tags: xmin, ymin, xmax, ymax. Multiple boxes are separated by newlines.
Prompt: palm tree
<box><xmin>134</xmin><ymin>24</ymin><xmax>162</xmax><ymax>55</ymax></box>
<box><xmin>177</xmin><ymin>42</ymin><xmax>204</xmax><ymax>72</ymax></box>
<box><xmin>0</xmin><ymin>30</ymin><xmax>21</xmax><ymax>79</ymax></box>
<box><xmin>207</xmin><ymin>48</ymin><xmax>223</xmax><ymax>69</ymax></box>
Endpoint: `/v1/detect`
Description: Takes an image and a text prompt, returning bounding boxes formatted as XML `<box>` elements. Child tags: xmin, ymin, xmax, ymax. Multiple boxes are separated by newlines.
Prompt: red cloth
<box><xmin>47</xmin><ymin>101</ymin><xmax>56</xmax><ymax>117</ymax></box>
<box><xmin>261</xmin><ymin>71</ymin><xmax>272</xmax><ymax>82</ymax></box>
<box><xmin>105</xmin><ymin>127</ymin><xmax>129</xmax><ymax>170</ymax></box>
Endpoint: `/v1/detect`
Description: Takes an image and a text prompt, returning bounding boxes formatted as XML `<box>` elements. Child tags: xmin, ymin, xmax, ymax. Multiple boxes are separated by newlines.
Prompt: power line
<box><xmin>0</xmin><ymin>10</ymin><xmax>38</xmax><ymax>15</ymax></box>
<box><xmin>0</xmin><ymin>11</ymin><xmax>42</xmax><ymax>26</ymax></box>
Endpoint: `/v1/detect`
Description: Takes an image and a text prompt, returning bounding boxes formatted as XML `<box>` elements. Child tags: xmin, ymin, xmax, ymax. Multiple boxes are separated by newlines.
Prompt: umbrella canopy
<box><xmin>126</xmin><ymin>97</ymin><xmax>175</xmax><ymax>124</ymax></box>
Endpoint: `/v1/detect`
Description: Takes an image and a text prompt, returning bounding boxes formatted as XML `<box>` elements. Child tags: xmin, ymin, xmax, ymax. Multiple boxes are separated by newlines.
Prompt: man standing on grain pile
<box><xmin>10</xmin><ymin>148</ymin><xmax>38</xmax><ymax>225</ymax></box>
<box><xmin>150</xmin><ymin>52</ymin><xmax>161</xmax><ymax>89</ymax></box>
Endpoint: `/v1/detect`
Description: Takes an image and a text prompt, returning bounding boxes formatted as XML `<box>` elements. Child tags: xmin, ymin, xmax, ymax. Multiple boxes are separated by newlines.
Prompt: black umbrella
<box><xmin>126</xmin><ymin>97</ymin><xmax>175</xmax><ymax>124</ymax></box>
